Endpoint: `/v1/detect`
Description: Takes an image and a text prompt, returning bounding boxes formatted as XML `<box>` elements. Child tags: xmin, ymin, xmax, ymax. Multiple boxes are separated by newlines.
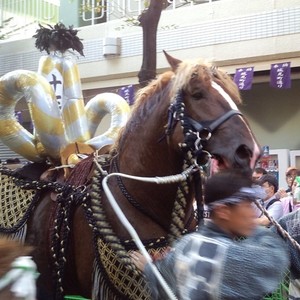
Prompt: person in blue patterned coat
<box><xmin>273</xmin><ymin>210</ymin><xmax>300</xmax><ymax>300</ymax></box>
<box><xmin>131</xmin><ymin>169</ymin><xmax>290</xmax><ymax>300</ymax></box>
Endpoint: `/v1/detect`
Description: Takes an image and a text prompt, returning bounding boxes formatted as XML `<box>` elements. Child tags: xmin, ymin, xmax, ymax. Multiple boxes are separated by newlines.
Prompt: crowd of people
<box><xmin>130</xmin><ymin>166</ymin><xmax>300</xmax><ymax>300</ymax></box>
<box><xmin>253</xmin><ymin>166</ymin><xmax>300</xmax><ymax>222</ymax></box>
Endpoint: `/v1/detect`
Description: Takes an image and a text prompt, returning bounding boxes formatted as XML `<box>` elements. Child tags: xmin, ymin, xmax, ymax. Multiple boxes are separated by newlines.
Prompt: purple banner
<box><xmin>118</xmin><ymin>84</ymin><xmax>135</xmax><ymax>105</ymax></box>
<box><xmin>233</xmin><ymin>67</ymin><xmax>254</xmax><ymax>90</ymax></box>
<box><xmin>270</xmin><ymin>62</ymin><xmax>291</xmax><ymax>89</ymax></box>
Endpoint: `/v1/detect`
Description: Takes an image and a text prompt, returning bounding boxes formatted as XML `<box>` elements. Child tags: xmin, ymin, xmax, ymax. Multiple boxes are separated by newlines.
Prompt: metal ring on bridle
<box><xmin>195</xmin><ymin>150</ymin><xmax>212</xmax><ymax>166</ymax></box>
<box><xmin>199</xmin><ymin>128</ymin><xmax>212</xmax><ymax>141</ymax></box>
<box><xmin>194</xmin><ymin>129</ymin><xmax>212</xmax><ymax>151</ymax></box>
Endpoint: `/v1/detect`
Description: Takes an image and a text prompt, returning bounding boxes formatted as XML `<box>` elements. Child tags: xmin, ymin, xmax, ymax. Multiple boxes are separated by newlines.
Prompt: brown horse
<box><xmin>0</xmin><ymin>238</ymin><xmax>36</xmax><ymax>300</ymax></box>
<box><xmin>4</xmin><ymin>52</ymin><xmax>260</xmax><ymax>300</ymax></box>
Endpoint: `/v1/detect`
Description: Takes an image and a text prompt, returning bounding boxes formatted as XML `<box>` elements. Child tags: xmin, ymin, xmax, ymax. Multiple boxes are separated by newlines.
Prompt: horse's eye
<box><xmin>192</xmin><ymin>92</ymin><xmax>203</xmax><ymax>99</ymax></box>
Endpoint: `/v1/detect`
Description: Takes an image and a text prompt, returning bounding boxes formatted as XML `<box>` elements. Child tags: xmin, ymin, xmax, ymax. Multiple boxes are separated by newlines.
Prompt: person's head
<box><xmin>204</xmin><ymin>170</ymin><xmax>258</xmax><ymax>238</ymax></box>
<box><xmin>258</xmin><ymin>174</ymin><xmax>278</xmax><ymax>200</ymax></box>
<box><xmin>286</xmin><ymin>167</ymin><xmax>299</xmax><ymax>188</ymax></box>
<box><xmin>252</xmin><ymin>167</ymin><xmax>267</xmax><ymax>182</ymax></box>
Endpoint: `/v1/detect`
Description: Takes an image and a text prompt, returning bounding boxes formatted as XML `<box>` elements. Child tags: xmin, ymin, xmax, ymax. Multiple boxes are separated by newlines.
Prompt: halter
<box><xmin>166</xmin><ymin>88</ymin><xmax>243</xmax><ymax>223</ymax></box>
<box><xmin>166</xmin><ymin>89</ymin><xmax>243</xmax><ymax>165</ymax></box>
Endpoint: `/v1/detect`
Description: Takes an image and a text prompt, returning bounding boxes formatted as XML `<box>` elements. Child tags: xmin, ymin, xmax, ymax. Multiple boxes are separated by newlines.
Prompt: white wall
<box><xmin>0</xmin><ymin>0</ymin><xmax>299</xmax><ymax>153</ymax></box>
<box><xmin>0</xmin><ymin>0</ymin><xmax>300</xmax><ymax>89</ymax></box>
<box><xmin>240</xmin><ymin>79</ymin><xmax>300</xmax><ymax>151</ymax></box>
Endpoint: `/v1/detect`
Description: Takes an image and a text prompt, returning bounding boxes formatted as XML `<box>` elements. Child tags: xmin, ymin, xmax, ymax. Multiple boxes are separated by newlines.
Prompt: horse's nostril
<box><xmin>236</xmin><ymin>145</ymin><xmax>252</xmax><ymax>160</ymax></box>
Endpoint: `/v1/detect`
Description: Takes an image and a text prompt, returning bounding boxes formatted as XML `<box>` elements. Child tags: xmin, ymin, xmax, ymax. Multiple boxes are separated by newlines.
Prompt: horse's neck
<box><xmin>105</xmin><ymin>89</ymin><xmax>196</xmax><ymax>237</ymax></box>
<box><xmin>119</xmin><ymin>99</ymin><xmax>182</xmax><ymax>176</ymax></box>
<box><xmin>114</xmin><ymin>130</ymin><xmax>194</xmax><ymax>235</ymax></box>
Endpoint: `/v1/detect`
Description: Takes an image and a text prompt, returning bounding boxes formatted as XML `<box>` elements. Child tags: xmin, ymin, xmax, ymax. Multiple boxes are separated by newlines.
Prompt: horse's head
<box><xmin>164</xmin><ymin>51</ymin><xmax>261</xmax><ymax>174</ymax></box>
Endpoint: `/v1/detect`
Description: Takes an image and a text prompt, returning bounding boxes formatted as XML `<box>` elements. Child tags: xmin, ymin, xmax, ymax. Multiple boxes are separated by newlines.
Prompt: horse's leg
<box><xmin>64</xmin><ymin>206</ymin><xmax>94</xmax><ymax>298</ymax></box>
<box><xmin>26</xmin><ymin>193</ymin><xmax>55</xmax><ymax>300</ymax></box>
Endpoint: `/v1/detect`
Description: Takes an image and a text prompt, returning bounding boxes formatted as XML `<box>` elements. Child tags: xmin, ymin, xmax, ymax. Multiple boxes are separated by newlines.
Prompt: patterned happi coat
<box><xmin>275</xmin><ymin>210</ymin><xmax>300</xmax><ymax>300</ymax></box>
<box><xmin>145</xmin><ymin>221</ymin><xmax>289</xmax><ymax>300</ymax></box>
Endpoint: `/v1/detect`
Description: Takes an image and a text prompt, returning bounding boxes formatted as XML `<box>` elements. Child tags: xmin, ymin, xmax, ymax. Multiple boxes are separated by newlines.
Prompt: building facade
<box><xmin>0</xmin><ymin>0</ymin><xmax>299</xmax><ymax>163</ymax></box>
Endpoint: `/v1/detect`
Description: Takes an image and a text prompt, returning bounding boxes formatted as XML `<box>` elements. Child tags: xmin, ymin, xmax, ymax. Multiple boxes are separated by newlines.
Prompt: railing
<box><xmin>81</xmin><ymin>0</ymin><xmax>217</xmax><ymax>24</ymax></box>
<box><xmin>0</xmin><ymin>0</ymin><xmax>219</xmax><ymax>38</ymax></box>
<box><xmin>0</xmin><ymin>0</ymin><xmax>60</xmax><ymax>39</ymax></box>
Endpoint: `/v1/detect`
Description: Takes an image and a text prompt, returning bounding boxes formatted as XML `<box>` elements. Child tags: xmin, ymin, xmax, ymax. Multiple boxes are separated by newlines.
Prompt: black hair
<box><xmin>204</xmin><ymin>169</ymin><xmax>252</xmax><ymax>205</ymax></box>
<box><xmin>254</xmin><ymin>167</ymin><xmax>267</xmax><ymax>175</ymax></box>
<box><xmin>33</xmin><ymin>22</ymin><xmax>84</xmax><ymax>56</ymax></box>
<box><xmin>258</xmin><ymin>174</ymin><xmax>278</xmax><ymax>192</ymax></box>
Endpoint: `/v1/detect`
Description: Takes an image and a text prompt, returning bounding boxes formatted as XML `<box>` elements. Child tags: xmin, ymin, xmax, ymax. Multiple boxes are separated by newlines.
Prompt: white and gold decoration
<box><xmin>0</xmin><ymin>23</ymin><xmax>131</xmax><ymax>164</ymax></box>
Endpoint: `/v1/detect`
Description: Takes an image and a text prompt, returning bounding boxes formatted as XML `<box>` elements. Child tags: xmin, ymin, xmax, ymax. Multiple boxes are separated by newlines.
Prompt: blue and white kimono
<box><xmin>145</xmin><ymin>221</ymin><xmax>289</xmax><ymax>300</ymax></box>
<box><xmin>274</xmin><ymin>210</ymin><xmax>300</xmax><ymax>300</ymax></box>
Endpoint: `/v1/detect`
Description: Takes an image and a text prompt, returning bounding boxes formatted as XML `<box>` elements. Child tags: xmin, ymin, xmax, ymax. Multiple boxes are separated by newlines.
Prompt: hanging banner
<box><xmin>233</xmin><ymin>67</ymin><xmax>254</xmax><ymax>90</ymax></box>
<box><xmin>118</xmin><ymin>85</ymin><xmax>135</xmax><ymax>105</ymax></box>
<box><xmin>270</xmin><ymin>62</ymin><xmax>291</xmax><ymax>89</ymax></box>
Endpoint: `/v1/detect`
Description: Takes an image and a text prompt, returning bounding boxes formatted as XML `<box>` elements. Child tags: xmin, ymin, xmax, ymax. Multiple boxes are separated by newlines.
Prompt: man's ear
<box><xmin>214</xmin><ymin>204</ymin><xmax>231</xmax><ymax>221</ymax></box>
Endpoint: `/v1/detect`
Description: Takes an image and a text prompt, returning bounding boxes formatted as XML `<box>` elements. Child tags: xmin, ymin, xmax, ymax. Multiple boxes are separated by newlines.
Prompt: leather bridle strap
<box><xmin>186</xmin><ymin>109</ymin><xmax>242</xmax><ymax>134</ymax></box>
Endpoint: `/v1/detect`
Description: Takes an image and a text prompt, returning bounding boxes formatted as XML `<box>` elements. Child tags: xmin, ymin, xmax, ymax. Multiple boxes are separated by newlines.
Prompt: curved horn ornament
<box><xmin>0</xmin><ymin>71</ymin><xmax>130</xmax><ymax>162</ymax></box>
<box><xmin>0</xmin><ymin>70</ymin><xmax>67</xmax><ymax>161</ymax></box>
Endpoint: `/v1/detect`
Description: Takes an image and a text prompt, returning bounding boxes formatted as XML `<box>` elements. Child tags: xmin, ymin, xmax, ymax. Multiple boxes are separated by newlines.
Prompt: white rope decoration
<box><xmin>98</xmin><ymin>158</ymin><xmax>200</xmax><ymax>300</ymax></box>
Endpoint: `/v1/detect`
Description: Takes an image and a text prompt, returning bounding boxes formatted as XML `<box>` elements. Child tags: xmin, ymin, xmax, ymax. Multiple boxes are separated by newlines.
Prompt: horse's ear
<box><xmin>163</xmin><ymin>50</ymin><xmax>182</xmax><ymax>71</ymax></box>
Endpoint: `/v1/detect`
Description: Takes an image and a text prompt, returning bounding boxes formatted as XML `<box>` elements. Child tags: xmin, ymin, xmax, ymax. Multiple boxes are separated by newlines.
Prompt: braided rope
<box><xmin>0</xmin><ymin>167</ymin><xmax>64</xmax><ymax>235</ymax></box>
<box><xmin>111</xmin><ymin>159</ymin><xmax>165</xmax><ymax>228</ymax></box>
<box><xmin>254</xmin><ymin>199</ymin><xmax>300</xmax><ymax>251</ymax></box>
<box><xmin>89</xmin><ymin>161</ymin><xmax>137</xmax><ymax>273</ymax></box>
<box><xmin>0</xmin><ymin>167</ymin><xmax>86</xmax><ymax>299</ymax></box>
<box><xmin>167</xmin><ymin>151</ymin><xmax>201</xmax><ymax>244</ymax></box>
<box><xmin>49</xmin><ymin>185</ymin><xmax>89</xmax><ymax>299</ymax></box>
<box><xmin>0</xmin><ymin>167</ymin><xmax>64</xmax><ymax>192</ymax></box>
<box><xmin>168</xmin><ymin>181</ymin><xmax>188</xmax><ymax>244</ymax></box>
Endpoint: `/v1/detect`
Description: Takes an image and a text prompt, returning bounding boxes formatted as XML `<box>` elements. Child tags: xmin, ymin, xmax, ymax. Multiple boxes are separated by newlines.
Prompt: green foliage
<box><xmin>79</xmin><ymin>0</ymin><xmax>105</xmax><ymax>14</ymax></box>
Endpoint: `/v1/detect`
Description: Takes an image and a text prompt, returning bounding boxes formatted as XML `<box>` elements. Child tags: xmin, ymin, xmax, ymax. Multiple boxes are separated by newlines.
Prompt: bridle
<box><xmin>113</xmin><ymin>85</ymin><xmax>244</xmax><ymax>230</ymax></box>
<box><xmin>166</xmin><ymin>88</ymin><xmax>243</xmax><ymax>166</ymax></box>
<box><xmin>166</xmin><ymin>88</ymin><xmax>243</xmax><ymax>221</ymax></box>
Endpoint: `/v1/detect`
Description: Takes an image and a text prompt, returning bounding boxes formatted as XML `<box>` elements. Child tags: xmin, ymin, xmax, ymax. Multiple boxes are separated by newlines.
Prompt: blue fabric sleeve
<box><xmin>144</xmin><ymin>250</ymin><xmax>178</xmax><ymax>300</ymax></box>
<box><xmin>274</xmin><ymin>211</ymin><xmax>300</xmax><ymax>280</ymax></box>
<box><xmin>221</xmin><ymin>227</ymin><xmax>290</xmax><ymax>299</ymax></box>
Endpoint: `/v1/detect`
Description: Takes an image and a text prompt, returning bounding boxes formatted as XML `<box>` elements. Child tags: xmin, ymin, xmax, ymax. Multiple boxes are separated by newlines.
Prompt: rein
<box><xmin>111</xmin><ymin>158</ymin><xmax>169</xmax><ymax>231</ymax></box>
<box><xmin>254</xmin><ymin>199</ymin><xmax>300</xmax><ymax>251</ymax></box>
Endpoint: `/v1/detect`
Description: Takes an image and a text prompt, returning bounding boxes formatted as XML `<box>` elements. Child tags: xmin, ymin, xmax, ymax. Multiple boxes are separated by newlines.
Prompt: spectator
<box><xmin>252</xmin><ymin>167</ymin><xmax>267</xmax><ymax>183</ymax></box>
<box><xmin>286</xmin><ymin>167</ymin><xmax>299</xmax><ymax>193</ymax></box>
<box><xmin>255</xmin><ymin>174</ymin><xmax>283</xmax><ymax>226</ymax></box>
<box><xmin>276</xmin><ymin>167</ymin><xmax>299</xmax><ymax>199</ymax></box>
<box><xmin>131</xmin><ymin>170</ymin><xmax>289</xmax><ymax>300</ymax></box>
<box><xmin>276</xmin><ymin>168</ymin><xmax>300</xmax><ymax>214</ymax></box>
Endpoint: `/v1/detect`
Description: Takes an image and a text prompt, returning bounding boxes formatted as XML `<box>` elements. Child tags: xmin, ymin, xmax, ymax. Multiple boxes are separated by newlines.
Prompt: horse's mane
<box><xmin>0</xmin><ymin>238</ymin><xmax>33</xmax><ymax>277</ymax></box>
<box><xmin>133</xmin><ymin>71</ymin><xmax>174</xmax><ymax>107</ymax></box>
<box><xmin>110</xmin><ymin>71</ymin><xmax>174</xmax><ymax>154</ymax></box>
<box><xmin>171</xmin><ymin>59</ymin><xmax>242</xmax><ymax>104</ymax></box>
<box><xmin>110</xmin><ymin>59</ymin><xmax>242</xmax><ymax>155</ymax></box>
